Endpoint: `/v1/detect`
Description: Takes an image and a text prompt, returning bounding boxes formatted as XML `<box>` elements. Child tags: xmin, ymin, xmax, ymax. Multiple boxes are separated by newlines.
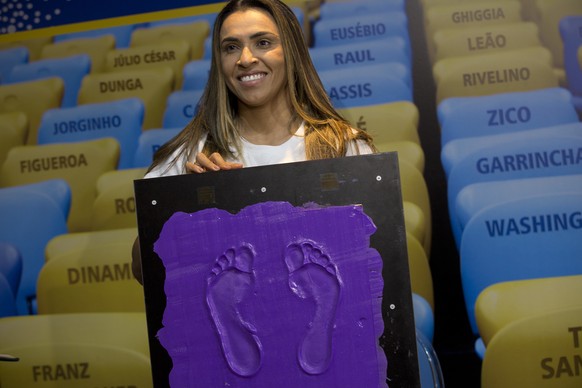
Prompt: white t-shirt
<box><xmin>145</xmin><ymin>122</ymin><xmax>374</xmax><ymax>178</ymax></box>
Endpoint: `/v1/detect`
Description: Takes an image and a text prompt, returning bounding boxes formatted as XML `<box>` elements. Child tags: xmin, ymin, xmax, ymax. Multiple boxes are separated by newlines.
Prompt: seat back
<box><xmin>0</xmin><ymin>47</ymin><xmax>28</xmax><ymax>83</ymax></box>
<box><xmin>407</xmin><ymin>234</ymin><xmax>434</xmax><ymax>310</ymax></box>
<box><xmin>0</xmin><ymin>112</ymin><xmax>28</xmax><ymax>166</ymax></box>
<box><xmin>182</xmin><ymin>58</ymin><xmax>211</xmax><ymax>91</ymax></box>
<box><xmin>130</xmin><ymin>21</ymin><xmax>210</xmax><ymax>60</ymax></box>
<box><xmin>133</xmin><ymin>128</ymin><xmax>181</xmax><ymax>168</ymax></box>
<box><xmin>433</xmin><ymin>47</ymin><xmax>558</xmax><ymax>103</ymax></box>
<box><xmin>91</xmin><ymin>168</ymin><xmax>147</xmax><ymax>231</ymax></box>
<box><xmin>77</xmin><ymin>67</ymin><xmax>173</xmax><ymax>130</ymax></box>
<box><xmin>0</xmin><ymin>273</ymin><xmax>17</xmax><ymax>317</ymax></box>
<box><xmin>0</xmin><ymin>138</ymin><xmax>119</xmax><ymax>232</ymax></box>
<box><xmin>0</xmin><ymin>242</ymin><xmax>22</xmax><ymax>298</ymax></box>
<box><xmin>559</xmin><ymin>15</ymin><xmax>582</xmax><ymax>97</ymax></box>
<box><xmin>0</xmin><ymin>37</ymin><xmax>51</xmax><ymax>61</ymax></box>
<box><xmin>460</xmin><ymin>194</ymin><xmax>582</xmax><ymax>334</ymax></box>
<box><xmin>53</xmin><ymin>25</ymin><xmax>135</xmax><ymax>48</ymax></box>
<box><xmin>0</xmin><ymin>180</ymin><xmax>70</xmax><ymax>314</ymax></box>
<box><xmin>319</xmin><ymin>63</ymin><xmax>412</xmax><ymax>108</ymax></box>
<box><xmin>6</xmin><ymin>54</ymin><xmax>91</xmax><ymax>108</ymax></box>
<box><xmin>481</xmin><ymin>306</ymin><xmax>582</xmax><ymax>388</ymax></box>
<box><xmin>438</xmin><ymin>87</ymin><xmax>579</xmax><ymax>147</ymax></box>
<box><xmin>312</xmin><ymin>12</ymin><xmax>409</xmax><ymax>48</ymax></box>
<box><xmin>413</xmin><ymin>295</ymin><xmax>434</xmax><ymax>344</ymax></box>
<box><xmin>163</xmin><ymin>90</ymin><xmax>203</xmax><ymax>128</ymax></box>
<box><xmin>476</xmin><ymin>274</ymin><xmax>582</xmax><ymax>347</ymax></box>
<box><xmin>319</xmin><ymin>0</ymin><xmax>405</xmax><ymax>20</ymax></box>
<box><xmin>40</xmin><ymin>35</ymin><xmax>116</xmax><ymax>73</ymax></box>
<box><xmin>37</xmin><ymin>235</ymin><xmax>145</xmax><ymax>313</ymax></box>
<box><xmin>309</xmin><ymin>37</ymin><xmax>410</xmax><ymax>72</ymax></box>
<box><xmin>103</xmin><ymin>41</ymin><xmax>190</xmax><ymax>90</ymax></box>
<box><xmin>0</xmin><ymin>78</ymin><xmax>64</xmax><ymax>145</ymax></box>
<box><xmin>37</xmin><ymin>98</ymin><xmax>144</xmax><ymax>169</ymax></box>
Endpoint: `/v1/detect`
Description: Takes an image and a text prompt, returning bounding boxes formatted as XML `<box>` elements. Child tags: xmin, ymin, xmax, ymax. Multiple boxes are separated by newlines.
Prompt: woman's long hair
<box><xmin>148</xmin><ymin>0</ymin><xmax>376</xmax><ymax>173</ymax></box>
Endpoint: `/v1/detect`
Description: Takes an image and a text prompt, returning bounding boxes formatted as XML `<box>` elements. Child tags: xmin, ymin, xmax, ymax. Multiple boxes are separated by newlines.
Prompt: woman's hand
<box><xmin>186</xmin><ymin>152</ymin><xmax>243</xmax><ymax>173</ymax></box>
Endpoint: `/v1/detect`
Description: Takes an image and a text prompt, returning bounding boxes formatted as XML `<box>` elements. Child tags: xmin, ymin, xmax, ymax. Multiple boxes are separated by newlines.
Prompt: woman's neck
<box><xmin>237</xmin><ymin>103</ymin><xmax>300</xmax><ymax>146</ymax></box>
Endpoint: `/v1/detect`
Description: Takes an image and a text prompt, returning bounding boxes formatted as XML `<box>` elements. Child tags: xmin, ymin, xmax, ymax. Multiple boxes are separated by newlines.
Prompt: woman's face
<box><xmin>219</xmin><ymin>8</ymin><xmax>287</xmax><ymax>110</ymax></box>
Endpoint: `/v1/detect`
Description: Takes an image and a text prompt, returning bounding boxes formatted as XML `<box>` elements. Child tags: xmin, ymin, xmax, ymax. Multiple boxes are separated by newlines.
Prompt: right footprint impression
<box><xmin>284</xmin><ymin>240</ymin><xmax>342</xmax><ymax>375</ymax></box>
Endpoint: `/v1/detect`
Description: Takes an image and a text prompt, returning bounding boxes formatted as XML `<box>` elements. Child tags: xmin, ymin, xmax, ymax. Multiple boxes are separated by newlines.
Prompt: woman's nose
<box><xmin>238</xmin><ymin>46</ymin><xmax>256</xmax><ymax>66</ymax></box>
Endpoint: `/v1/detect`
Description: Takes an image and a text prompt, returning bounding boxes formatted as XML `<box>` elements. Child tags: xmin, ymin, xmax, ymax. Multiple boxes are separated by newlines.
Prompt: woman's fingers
<box><xmin>186</xmin><ymin>153</ymin><xmax>243</xmax><ymax>174</ymax></box>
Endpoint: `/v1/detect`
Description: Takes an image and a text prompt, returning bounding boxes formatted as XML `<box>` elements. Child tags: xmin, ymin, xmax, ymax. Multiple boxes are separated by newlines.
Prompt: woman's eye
<box><xmin>257</xmin><ymin>39</ymin><xmax>271</xmax><ymax>48</ymax></box>
<box><xmin>223</xmin><ymin>44</ymin><xmax>238</xmax><ymax>53</ymax></box>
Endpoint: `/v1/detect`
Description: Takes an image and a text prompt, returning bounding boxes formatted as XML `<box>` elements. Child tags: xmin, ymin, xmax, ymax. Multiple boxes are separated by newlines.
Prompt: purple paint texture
<box><xmin>154</xmin><ymin>201</ymin><xmax>387</xmax><ymax>387</ymax></box>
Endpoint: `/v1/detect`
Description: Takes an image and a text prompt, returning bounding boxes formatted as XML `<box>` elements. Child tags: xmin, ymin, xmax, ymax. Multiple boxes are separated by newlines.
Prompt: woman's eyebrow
<box><xmin>221</xmin><ymin>31</ymin><xmax>278</xmax><ymax>44</ymax></box>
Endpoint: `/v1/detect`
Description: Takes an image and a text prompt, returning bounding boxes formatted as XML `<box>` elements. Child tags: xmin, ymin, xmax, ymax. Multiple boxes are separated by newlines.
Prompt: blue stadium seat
<box><xmin>182</xmin><ymin>59</ymin><xmax>211</xmax><ymax>91</ymax></box>
<box><xmin>203</xmin><ymin>36</ymin><xmax>212</xmax><ymax>60</ymax></box>
<box><xmin>309</xmin><ymin>37</ymin><xmax>410</xmax><ymax>72</ymax></box>
<box><xmin>163</xmin><ymin>90</ymin><xmax>203</xmax><ymax>128</ymax></box>
<box><xmin>0</xmin><ymin>47</ymin><xmax>28</xmax><ymax>84</ymax></box>
<box><xmin>37</xmin><ymin>98</ymin><xmax>144</xmax><ymax>169</ymax></box>
<box><xmin>441</xmin><ymin>122</ymin><xmax>582</xmax><ymax>178</ymax></box>
<box><xmin>445</xmin><ymin>127</ymin><xmax>582</xmax><ymax>248</ymax></box>
<box><xmin>133</xmin><ymin>128</ymin><xmax>181</xmax><ymax>168</ymax></box>
<box><xmin>438</xmin><ymin>88</ymin><xmax>579</xmax><ymax>147</ymax></box>
<box><xmin>413</xmin><ymin>293</ymin><xmax>434</xmax><ymax>343</ymax></box>
<box><xmin>0</xmin><ymin>242</ymin><xmax>22</xmax><ymax>299</ymax></box>
<box><xmin>319</xmin><ymin>0</ymin><xmax>405</xmax><ymax>20</ymax></box>
<box><xmin>454</xmin><ymin>175</ymin><xmax>582</xmax><ymax>250</ymax></box>
<box><xmin>0</xmin><ymin>180</ymin><xmax>70</xmax><ymax>314</ymax></box>
<box><xmin>6</xmin><ymin>54</ymin><xmax>91</xmax><ymax>108</ymax></box>
<box><xmin>312</xmin><ymin>12</ymin><xmax>409</xmax><ymax>48</ymax></box>
<box><xmin>0</xmin><ymin>273</ymin><xmax>16</xmax><ymax>317</ymax></box>
<box><xmin>460</xmin><ymin>193</ymin><xmax>582</xmax><ymax>334</ymax></box>
<box><xmin>54</xmin><ymin>25</ymin><xmax>136</xmax><ymax>48</ymax></box>
<box><xmin>559</xmin><ymin>15</ymin><xmax>582</xmax><ymax>112</ymax></box>
<box><xmin>318</xmin><ymin>63</ymin><xmax>412</xmax><ymax>108</ymax></box>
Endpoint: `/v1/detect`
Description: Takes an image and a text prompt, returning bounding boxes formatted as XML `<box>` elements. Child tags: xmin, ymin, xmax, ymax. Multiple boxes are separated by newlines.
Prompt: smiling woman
<box><xmin>132</xmin><ymin>0</ymin><xmax>377</xmax><ymax>283</ymax></box>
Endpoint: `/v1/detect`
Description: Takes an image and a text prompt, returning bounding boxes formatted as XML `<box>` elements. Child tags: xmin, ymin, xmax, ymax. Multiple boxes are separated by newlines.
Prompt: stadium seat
<box><xmin>312</xmin><ymin>12</ymin><xmax>409</xmax><ymax>48</ymax></box>
<box><xmin>163</xmin><ymin>89</ymin><xmax>203</xmax><ymax>128</ymax></box>
<box><xmin>146</xmin><ymin>13</ymin><xmax>217</xmax><ymax>29</ymax></box>
<box><xmin>559</xmin><ymin>16</ymin><xmax>582</xmax><ymax>98</ymax></box>
<box><xmin>130</xmin><ymin>21</ymin><xmax>210</xmax><ymax>60</ymax></box>
<box><xmin>460</xmin><ymin>193</ymin><xmax>582</xmax><ymax>334</ymax></box>
<box><xmin>533</xmin><ymin>0</ymin><xmax>582</xmax><ymax>68</ymax></box>
<box><xmin>104</xmin><ymin>41</ymin><xmax>190</xmax><ymax>90</ymax></box>
<box><xmin>40</xmin><ymin>35</ymin><xmax>116</xmax><ymax>73</ymax></box>
<box><xmin>437</xmin><ymin>87</ymin><xmax>579</xmax><ymax>147</ymax></box>
<box><xmin>379</xmin><ymin>140</ymin><xmax>424</xmax><ymax>173</ymax></box>
<box><xmin>6</xmin><ymin>54</ymin><xmax>91</xmax><ymax>108</ymax></box>
<box><xmin>0</xmin><ymin>273</ymin><xmax>16</xmax><ymax>318</ymax></box>
<box><xmin>476</xmin><ymin>274</ymin><xmax>582</xmax><ymax>348</ymax></box>
<box><xmin>0</xmin><ymin>242</ymin><xmax>22</xmax><ymax>301</ymax></box>
<box><xmin>0</xmin><ymin>37</ymin><xmax>51</xmax><ymax>61</ymax></box>
<box><xmin>309</xmin><ymin>37</ymin><xmax>410</xmax><ymax>72</ymax></box>
<box><xmin>133</xmin><ymin>128</ymin><xmax>181</xmax><ymax>168</ymax></box>
<box><xmin>407</xmin><ymin>233</ymin><xmax>434</xmax><ymax>310</ymax></box>
<box><xmin>433</xmin><ymin>47</ymin><xmax>558</xmax><ymax>104</ymax></box>
<box><xmin>404</xmin><ymin>201</ymin><xmax>427</xmax><ymax>252</ymax></box>
<box><xmin>182</xmin><ymin>59</ymin><xmax>211</xmax><ymax>91</ymax></box>
<box><xmin>77</xmin><ymin>67</ymin><xmax>174</xmax><ymax>130</ymax></box>
<box><xmin>454</xmin><ymin>174</ymin><xmax>582</xmax><ymax>250</ymax></box>
<box><xmin>319</xmin><ymin>0</ymin><xmax>405</xmax><ymax>20</ymax></box>
<box><xmin>37</xmin><ymin>98</ymin><xmax>144</xmax><ymax>169</ymax></box>
<box><xmin>0</xmin><ymin>138</ymin><xmax>119</xmax><ymax>233</ymax></box>
<box><xmin>433</xmin><ymin>21</ymin><xmax>541</xmax><ymax>63</ymax></box>
<box><xmin>0</xmin><ymin>112</ymin><xmax>28</xmax><ymax>165</ymax></box>
<box><xmin>319</xmin><ymin>63</ymin><xmax>412</xmax><ymax>108</ymax></box>
<box><xmin>481</xmin><ymin>306</ymin><xmax>582</xmax><ymax>388</ymax></box>
<box><xmin>400</xmin><ymin>160</ymin><xmax>432</xmax><ymax>255</ymax></box>
<box><xmin>91</xmin><ymin>168</ymin><xmax>147</xmax><ymax>231</ymax></box>
<box><xmin>413</xmin><ymin>294</ymin><xmax>435</xmax><ymax>344</ymax></box>
<box><xmin>338</xmin><ymin>101</ymin><xmax>420</xmax><ymax>145</ymax></box>
<box><xmin>0</xmin><ymin>77</ymin><xmax>64</xmax><ymax>145</ymax></box>
<box><xmin>54</xmin><ymin>25</ymin><xmax>136</xmax><ymax>48</ymax></box>
<box><xmin>0</xmin><ymin>47</ymin><xmax>28</xmax><ymax>84</ymax></box>
<box><xmin>36</xmin><ymin>234</ymin><xmax>146</xmax><ymax>313</ymax></box>
<box><xmin>0</xmin><ymin>180</ymin><xmax>70</xmax><ymax>314</ymax></box>
<box><xmin>445</xmin><ymin>128</ymin><xmax>582</xmax><ymax>248</ymax></box>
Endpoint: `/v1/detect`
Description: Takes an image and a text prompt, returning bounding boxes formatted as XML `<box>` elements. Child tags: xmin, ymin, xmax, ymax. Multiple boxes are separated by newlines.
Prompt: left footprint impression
<box><xmin>206</xmin><ymin>244</ymin><xmax>263</xmax><ymax>377</ymax></box>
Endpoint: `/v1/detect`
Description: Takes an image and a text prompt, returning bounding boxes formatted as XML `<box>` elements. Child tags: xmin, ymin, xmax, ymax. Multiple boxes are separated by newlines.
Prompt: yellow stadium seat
<box><xmin>338</xmin><ymin>101</ymin><xmax>420</xmax><ymax>145</ymax></box>
<box><xmin>433</xmin><ymin>21</ymin><xmax>542</xmax><ymax>62</ymax></box>
<box><xmin>377</xmin><ymin>140</ymin><xmax>425</xmax><ymax>174</ymax></box>
<box><xmin>0</xmin><ymin>78</ymin><xmax>64</xmax><ymax>144</ymax></box>
<box><xmin>37</xmin><ymin>236</ymin><xmax>145</xmax><ymax>313</ymax></box>
<box><xmin>130</xmin><ymin>21</ymin><xmax>210</xmax><ymax>60</ymax></box>
<box><xmin>404</xmin><ymin>201</ymin><xmax>427</xmax><ymax>252</ymax></box>
<box><xmin>533</xmin><ymin>0</ymin><xmax>582</xmax><ymax>68</ymax></box>
<box><xmin>424</xmin><ymin>1</ymin><xmax>523</xmax><ymax>60</ymax></box>
<box><xmin>77</xmin><ymin>67</ymin><xmax>174</xmax><ymax>130</ymax></box>
<box><xmin>104</xmin><ymin>41</ymin><xmax>190</xmax><ymax>90</ymax></box>
<box><xmin>476</xmin><ymin>275</ymin><xmax>582</xmax><ymax>347</ymax></box>
<box><xmin>407</xmin><ymin>232</ymin><xmax>434</xmax><ymax>309</ymax></box>
<box><xmin>433</xmin><ymin>46</ymin><xmax>559</xmax><ymax>103</ymax></box>
<box><xmin>0</xmin><ymin>138</ymin><xmax>119</xmax><ymax>232</ymax></box>
<box><xmin>481</xmin><ymin>307</ymin><xmax>582</xmax><ymax>388</ymax></box>
<box><xmin>91</xmin><ymin>168</ymin><xmax>147</xmax><ymax>231</ymax></box>
<box><xmin>40</xmin><ymin>35</ymin><xmax>116</xmax><ymax>73</ymax></box>
<box><xmin>0</xmin><ymin>112</ymin><xmax>27</xmax><ymax>165</ymax></box>
<box><xmin>0</xmin><ymin>37</ymin><xmax>52</xmax><ymax>61</ymax></box>
<box><xmin>400</xmin><ymin>160</ymin><xmax>432</xmax><ymax>255</ymax></box>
